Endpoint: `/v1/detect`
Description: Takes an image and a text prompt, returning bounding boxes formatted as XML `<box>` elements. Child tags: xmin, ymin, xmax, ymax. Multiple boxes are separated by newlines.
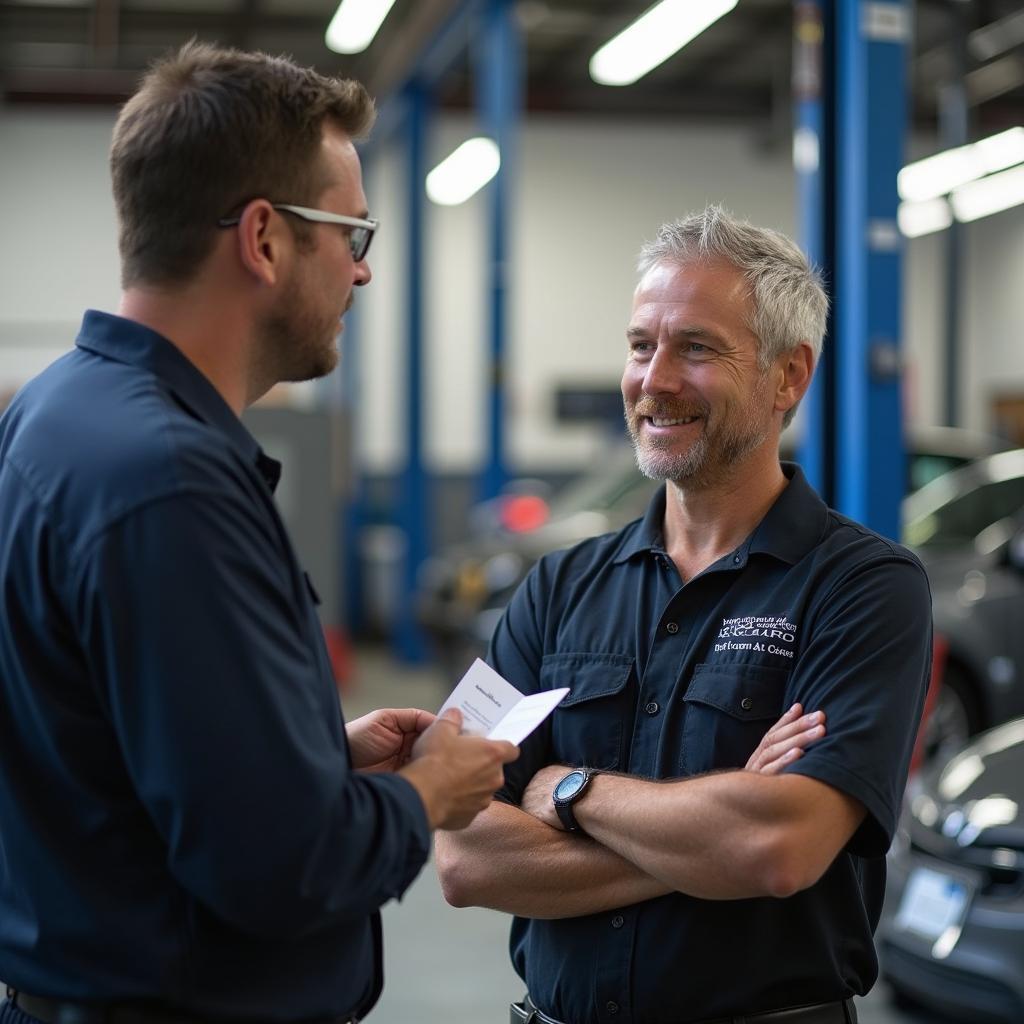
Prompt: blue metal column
<box><xmin>476</xmin><ymin>0</ymin><xmax>521</xmax><ymax>501</ymax></box>
<box><xmin>793</xmin><ymin>0</ymin><xmax>831</xmax><ymax>500</ymax></box>
<box><xmin>394</xmin><ymin>81</ymin><xmax>432</xmax><ymax>662</ymax></box>
<box><xmin>940</xmin><ymin>2</ymin><xmax>968</xmax><ymax>428</ymax></box>
<box><xmin>834</xmin><ymin>0</ymin><xmax>909</xmax><ymax>539</ymax></box>
<box><xmin>340</xmin><ymin>297</ymin><xmax>367</xmax><ymax>637</ymax></box>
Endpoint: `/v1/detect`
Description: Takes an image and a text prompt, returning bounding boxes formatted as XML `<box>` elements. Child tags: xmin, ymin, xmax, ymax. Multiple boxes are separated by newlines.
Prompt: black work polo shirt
<box><xmin>0</xmin><ymin>311</ymin><xmax>429</xmax><ymax>1021</ymax></box>
<box><xmin>490</xmin><ymin>464</ymin><xmax>932</xmax><ymax>1024</ymax></box>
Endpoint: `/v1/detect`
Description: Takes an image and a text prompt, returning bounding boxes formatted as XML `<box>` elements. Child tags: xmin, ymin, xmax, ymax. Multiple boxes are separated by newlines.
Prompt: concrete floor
<box><xmin>344</xmin><ymin>647</ymin><xmax>948</xmax><ymax>1024</ymax></box>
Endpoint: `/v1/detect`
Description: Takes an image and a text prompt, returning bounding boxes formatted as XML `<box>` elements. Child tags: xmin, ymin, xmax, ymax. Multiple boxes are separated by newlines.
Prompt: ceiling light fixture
<box><xmin>325</xmin><ymin>0</ymin><xmax>397</xmax><ymax>55</ymax></box>
<box><xmin>897</xmin><ymin>198</ymin><xmax>953</xmax><ymax>238</ymax></box>
<box><xmin>898</xmin><ymin>126</ymin><xmax>1024</xmax><ymax>202</ymax></box>
<box><xmin>589</xmin><ymin>0</ymin><xmax>738</xmax><ymax>87</ymax></box>
<box><xmin>950</xmin><ymin>163</ymin><xmax>1024</xmax><ymax>222</ymax></box>
<box><xmin>426</xmin><ymin>138</ymin><xmax>501</xmax><ymax>206</ymax></box>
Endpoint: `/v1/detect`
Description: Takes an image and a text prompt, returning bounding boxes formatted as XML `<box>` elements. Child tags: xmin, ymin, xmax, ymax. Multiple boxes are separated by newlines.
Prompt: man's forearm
<box><xmin>571</xmin><ymin>771</ymin><xmax>864</xmax><ymax>900</ymax></box>
<box><xmin>435</xmin><ymin>799</ymin><xmax>670</xmax><ymax>918</ymax></box>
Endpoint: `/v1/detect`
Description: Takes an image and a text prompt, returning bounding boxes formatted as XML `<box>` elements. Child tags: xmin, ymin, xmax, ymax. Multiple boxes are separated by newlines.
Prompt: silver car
<box><xmin>879</xmin><ymin>717</ymin><xmax>1024</xmax><ymax>1022</ymax></box>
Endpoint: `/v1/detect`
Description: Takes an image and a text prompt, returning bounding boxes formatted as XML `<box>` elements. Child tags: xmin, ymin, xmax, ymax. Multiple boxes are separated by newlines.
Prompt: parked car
<box><xmin>459</xmin><ymin>424</ymin><xmax>1006</xmax><ymax>548</ymax></box>
<box><xmin>417</xmin><ymin>429</ymin><xmax>1011</xmax><ymax>686</ymax></box>
<box><xmin>878</xmin><ymin>716</ymin><xmax>1024</xmax><ymax>1022</ymax></box>
<box><xmin>904</xmin><ymin>425</ymin><xmax>1014</xmax><ymax>493</ymax></box>
<box><xmin>904</xmin><ymin>449</ymin><xmax>1024</xmax><ymax>761</ymax></box>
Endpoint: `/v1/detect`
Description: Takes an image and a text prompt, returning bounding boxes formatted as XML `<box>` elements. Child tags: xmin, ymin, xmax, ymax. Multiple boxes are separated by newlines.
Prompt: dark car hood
<box><xmin>914</xmin><ymin>546</ymin><xmax>987</xmax><ymax>587</ymax></box>
<box><xmin>912</xmin><ymin>719</ymin><xmax>1024</xmax><ymax>851</ymax></box>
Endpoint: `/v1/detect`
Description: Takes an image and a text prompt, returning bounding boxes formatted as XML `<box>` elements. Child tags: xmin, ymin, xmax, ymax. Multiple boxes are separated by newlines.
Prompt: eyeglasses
<box><xmin>218</xmin><ymin>203</ymin><xmax>379</xmax><ymax>262</ymax></box>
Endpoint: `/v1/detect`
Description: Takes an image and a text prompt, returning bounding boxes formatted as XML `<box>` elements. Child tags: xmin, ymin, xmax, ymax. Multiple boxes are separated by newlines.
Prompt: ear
<box><xmin>774</xmin><ymin>342</ymin><xmax>815</xmax><ymax>419</ymax></box>
<box><xmin>234</xmin><ymin>200</ymin><xmax>287</xmax><ymax>287</ymax></box>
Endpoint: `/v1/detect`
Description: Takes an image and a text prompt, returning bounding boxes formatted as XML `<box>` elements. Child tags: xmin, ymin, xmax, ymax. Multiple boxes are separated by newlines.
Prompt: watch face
<box><xmin>554</xmin><ymin>769</ymin><xmax>587</xmax><ymax>802</ymax></box>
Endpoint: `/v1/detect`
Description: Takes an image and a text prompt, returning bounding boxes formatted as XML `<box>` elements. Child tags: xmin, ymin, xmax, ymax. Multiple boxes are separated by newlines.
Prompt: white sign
<box><xmin>862</xmin><ymin>3</ymin><xmax>911</xmax><ymax>43</ymax></box>
<box><xmin>894</xmin><ymin>866</ymin><xmax>969</xmax><ymax>943</ymax></box>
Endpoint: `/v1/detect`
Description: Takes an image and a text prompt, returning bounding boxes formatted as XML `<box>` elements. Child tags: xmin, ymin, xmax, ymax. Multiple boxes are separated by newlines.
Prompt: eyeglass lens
<box><xmin>350</xmin><ymin>228</ymin><xmax>372</xmax><ymax>262</ymax></box>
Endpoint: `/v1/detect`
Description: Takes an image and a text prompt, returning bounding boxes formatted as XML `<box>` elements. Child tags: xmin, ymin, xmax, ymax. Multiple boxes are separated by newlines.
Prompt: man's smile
<box><xmin>647</xmin><ymin>415</ymin><xmax>701</xmax><ymax>428</ymax></box>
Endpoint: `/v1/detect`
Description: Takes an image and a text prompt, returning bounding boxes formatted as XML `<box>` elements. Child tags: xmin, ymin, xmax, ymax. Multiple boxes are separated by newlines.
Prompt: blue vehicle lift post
<box><xmin>799</xmin><ymin>0</ymin><xmax>910</xmax><ymax>539</ymax></box>
<box><xmin>393</xmin><ymin>80</ymin><xmax>433</xmax><ymax>662</ymax></box>
<box><xmin>476</xmin><ymin>0</ymin><xmax>521</xmax><ymax>501</ymax></box>
<box><xmin>348</xmin><ymin>0</ymin><xmax>523</xmax><ymax>660</ymax></box>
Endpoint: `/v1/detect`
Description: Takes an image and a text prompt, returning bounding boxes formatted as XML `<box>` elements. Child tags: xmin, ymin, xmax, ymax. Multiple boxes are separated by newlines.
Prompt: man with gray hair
<box><xmin>437</xmin><ymin>207</ymin><xmax>931</xmax><ymax>1024</ymax></box>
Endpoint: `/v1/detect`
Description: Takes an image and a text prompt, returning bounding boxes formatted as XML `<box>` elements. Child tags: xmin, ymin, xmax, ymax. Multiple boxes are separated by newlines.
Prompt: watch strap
<box><xmin>553</xmin><ymin>768</ymin><xmax>598</xmax><ymax>834</ymax></box>
<box><xmin>555</xmin><ymin>795</ymin><xmax>582</xmax><ymax>833</ymax></box>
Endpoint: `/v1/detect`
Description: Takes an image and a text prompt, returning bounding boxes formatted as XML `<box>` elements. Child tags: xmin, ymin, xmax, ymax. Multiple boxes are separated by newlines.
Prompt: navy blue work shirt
<box><xmin>490</xmin><ymin>464</ymin><xmax>932</xmax><ymax>1024</ymax></box>
<box><xmin>0</xmin><ymin>311</ymin><xmax>430</xmax><ymax>1021</ymax></box>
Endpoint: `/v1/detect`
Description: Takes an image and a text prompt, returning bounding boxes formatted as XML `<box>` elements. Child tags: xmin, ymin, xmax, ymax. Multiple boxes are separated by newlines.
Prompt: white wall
<box><xmin>2</xmin><ymin>105</ymin><xmax>1021</xmax><ymax>469</ymax></box>
<box><xmin>0</xmin><ymin>108</ymin><xmax>121</xmax><ymax>398</ymax></box>
<box><xmin>961</xmin><ymin>202</ymin><xmax>1024</xmax><ymax>434</ymax></box>
<box><xmin>363</xmin><ymin>114</ymin><xmax>797</xmax><ymax>471</ymax></box>
<box><xmin>900</xmin><ymin>202</ymin><xmax>1024</xmax><ymax>432</ymax></box>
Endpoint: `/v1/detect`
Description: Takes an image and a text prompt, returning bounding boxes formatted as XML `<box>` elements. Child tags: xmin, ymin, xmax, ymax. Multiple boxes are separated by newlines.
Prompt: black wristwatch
<box><xmin>552</xmin><ymin>768</ymin><xmax>597</xmax><ymax>833</ymax></box>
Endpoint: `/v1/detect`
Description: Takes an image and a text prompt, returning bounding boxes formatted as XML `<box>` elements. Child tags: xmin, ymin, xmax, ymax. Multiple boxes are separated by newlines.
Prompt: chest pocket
<box><xmin>541</xmin><ymin>653</ymin><xmax>634</xmax><ymax>771</ymax></box>
<box><xmin>679</xmin><ymin>663</ymin><xmax>789</xmax><ymax>776</ymax></box>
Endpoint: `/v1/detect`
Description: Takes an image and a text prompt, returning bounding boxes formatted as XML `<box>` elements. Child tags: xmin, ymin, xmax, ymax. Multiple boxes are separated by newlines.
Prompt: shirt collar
<box><xmin>748</xmin><ymin>461</ymin><xmax>829</xmax><ymax>563</ymax></box>
<box><xmin>75</xmin><ymin>309</ymin><xmax>280</xmax><ymax>490</ymax></box>
<box><xmin>611</xmin><ymin>486</ymin><xmax>668</xmax><ymax>564</ymax></box>
<box><xmin>611</xmin><ymin>461</ymin><xmax>828</xmax><ymax>567</ymax></box>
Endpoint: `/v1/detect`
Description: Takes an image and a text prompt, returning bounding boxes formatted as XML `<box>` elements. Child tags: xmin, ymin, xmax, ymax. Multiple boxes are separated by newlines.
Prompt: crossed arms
<box><xmin>435</xmin><ymin>705</ymin><xmax>866</xmax><ymax>918</ymax></box>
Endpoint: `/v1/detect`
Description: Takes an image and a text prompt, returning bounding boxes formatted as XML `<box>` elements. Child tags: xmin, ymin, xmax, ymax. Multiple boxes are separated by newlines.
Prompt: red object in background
<box><xmin>909</xmin><ymin>633</ymin><xmax>950</xmax><ymax>777</ymax></box>
<box><xmin>500</xmin><ymin>494</ymin><xmax>550</xmax><ymax>533</ymax></box>
<box><xmin>324</xmin><ymin>625</ymin><xmax>355</xmax><ymax>693</ymax></box>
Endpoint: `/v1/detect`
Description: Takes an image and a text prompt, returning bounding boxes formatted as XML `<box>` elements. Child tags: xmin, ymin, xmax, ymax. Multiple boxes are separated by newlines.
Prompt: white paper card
<box><xmin>438</xmin><ymin>658</ymin><xmax>568</xmax><ymax>746</ymax></box>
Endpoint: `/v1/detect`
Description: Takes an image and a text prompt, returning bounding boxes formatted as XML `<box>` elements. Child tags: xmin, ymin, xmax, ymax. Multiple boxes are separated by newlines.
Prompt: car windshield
<box><xmin>546</xmin><ymin>445</ymin><xmax>648</xmax><ymax>518</ymax></box>
<box><xmin>904</xmin><ymin>468</ymin><xmax>1024</xmax><ymax>549</ymax></box>
<box><xmin>908</xmin><ymin>452</ymin><xmax>974</xmax><ymax>493</ymax></box>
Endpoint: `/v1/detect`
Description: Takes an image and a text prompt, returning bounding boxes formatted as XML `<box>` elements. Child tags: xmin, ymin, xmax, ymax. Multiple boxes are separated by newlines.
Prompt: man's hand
<box><xmin>399</xmin><ymin>710</ymin><xmax>519</xmax><ymax>831</ymax></box>
<box><xmin>346</xmin><ymin>708</ymin><xmax>435</xmax><ymax>773</ymax></box>
<box><xmin>744</xmin><ymin>703</ymin><xmax>825</xmax><ymax>773</ymax></box>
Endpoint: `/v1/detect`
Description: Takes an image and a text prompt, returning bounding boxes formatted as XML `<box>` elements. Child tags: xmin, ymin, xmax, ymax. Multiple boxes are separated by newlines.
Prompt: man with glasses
<box><xmin>0</xmin><ymin>41</ymin><xmax>516</xmax><ymax>1024</ymax></box>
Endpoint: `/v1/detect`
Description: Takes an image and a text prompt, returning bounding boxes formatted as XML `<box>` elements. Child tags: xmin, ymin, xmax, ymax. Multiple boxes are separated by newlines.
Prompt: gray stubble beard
<box><xmin>625</xmin><ymin>391</ymin><xmax>771</xmax><ymax>490</ymax></box>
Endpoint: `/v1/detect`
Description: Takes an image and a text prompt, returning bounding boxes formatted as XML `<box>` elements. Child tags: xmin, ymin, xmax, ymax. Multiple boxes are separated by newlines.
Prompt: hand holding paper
<box><xmin>439</xmin><ymin>659</ymin><xmax>569</xmax><ymax>746</ymax></box>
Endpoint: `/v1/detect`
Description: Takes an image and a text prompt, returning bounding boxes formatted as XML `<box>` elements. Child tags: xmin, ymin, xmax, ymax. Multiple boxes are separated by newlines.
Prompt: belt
<box><xmin>511</xmin><ymin>994</ymin><xmax>857</xmax><ymax>1024</ymax></box>
<box><xmin>5</xmin><ymin>991</ymin><xmax>356</xmax><ymax>1024</ymax></box>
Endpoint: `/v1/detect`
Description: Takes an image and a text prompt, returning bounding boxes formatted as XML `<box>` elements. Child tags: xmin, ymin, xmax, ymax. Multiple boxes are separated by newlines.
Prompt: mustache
<box><xmin>630</xmin><ymin>397</ymin><xmax>709</xmax><ymax>420</ymax></box>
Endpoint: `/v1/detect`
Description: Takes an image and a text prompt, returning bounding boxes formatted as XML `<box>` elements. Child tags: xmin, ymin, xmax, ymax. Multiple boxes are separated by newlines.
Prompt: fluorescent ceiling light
<box><xmin>898</xmin><ymin>126</ymin><xmax>1024</xmax><ymax>202</ymax></box>
<box><xmin>898</xmin><ymin>198</ymin><xmax>952</xmax><ymax>238</ymax></box>
<box><xmin>590</xmin><ymin>0</ymin><xmax>738</xmax><ymax>87</ymax></box>
<box><xmin>951</xmin><ymin>163</ymin><xmax>1024</xmax><ymax>222</ymax></box>
<box><xmin>325</xmin><ymin>0</ymin><xmax>397</xmax><ymax>55</ymax></box>
<box><xmin>426</xmin><ymin>138</ymin><xmax>500</xmax><ymax>206</ymax></box>
<box><xmin>969</xmin><ymin>8</ymin><xmax>1024</xmax><ymax>62</ymax></box>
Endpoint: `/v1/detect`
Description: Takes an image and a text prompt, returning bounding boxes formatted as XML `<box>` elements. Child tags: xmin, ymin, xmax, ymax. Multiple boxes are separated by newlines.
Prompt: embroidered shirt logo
<box><xmin>715</xmin><ymin>616</ymin><xmax>798</xmax><ymax>660</ymax></box>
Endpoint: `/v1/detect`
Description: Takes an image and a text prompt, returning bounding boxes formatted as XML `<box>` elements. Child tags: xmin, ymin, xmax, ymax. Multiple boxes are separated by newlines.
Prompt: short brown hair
<box><xmin>110</xmin><ymin>40</ymin><xmax>375</xmax><ymax>287</ymax></box>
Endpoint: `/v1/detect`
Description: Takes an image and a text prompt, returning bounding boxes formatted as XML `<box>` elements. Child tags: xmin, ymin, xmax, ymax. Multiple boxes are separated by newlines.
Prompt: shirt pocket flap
<box><xmin>684</xmin><ymin>663</ymin><xmax>789</xmax><ymax>722</ymax></box>
<box><xmin>540</xmin><ymin>653</ymin><xmax>634</xmax><ymax>707</ymax></box>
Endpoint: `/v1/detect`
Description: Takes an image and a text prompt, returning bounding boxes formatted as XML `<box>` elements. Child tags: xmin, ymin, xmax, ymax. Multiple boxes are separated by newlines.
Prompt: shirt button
<box><xmin>606</xmin><ymin>1002</ymin><xmax>620</xmax><ymax>1015</ymax></box>
<box><xmin>741</xmin><ymin>697</ymin><xmax>753</xmax><ymax>710</ymax></box>
<box><xmin>733</xmin><ymin>554</ymin><xmax>742</xmax><ymax>564</ymax></box>
<box><xmin>644</xmin><ymin>701</ymin><xmax>660</xmax><ymax>716</ymax></box>
<box><xmin>665</xmin><ymin>621</ymin><xmax>679</xmax><ymax>634</ymax></box>
<box><xmin>611</xmin><ymin>914</ymin><xmax>624</xmax><ymax>929</ymax></box>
